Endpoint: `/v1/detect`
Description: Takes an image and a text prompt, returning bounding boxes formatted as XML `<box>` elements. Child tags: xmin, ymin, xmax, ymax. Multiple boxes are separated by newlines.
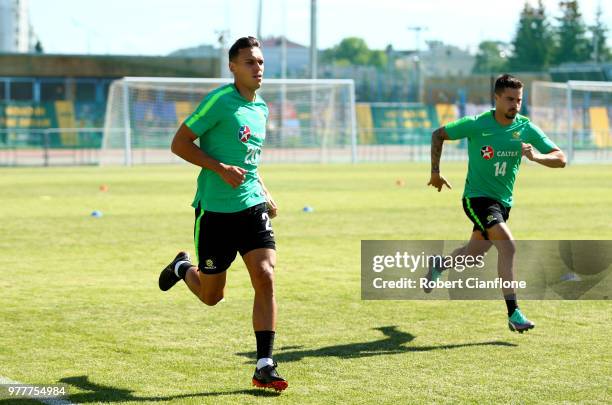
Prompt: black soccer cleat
<box><xmin>252</xmin><ymin>362</ymin><xmax>288</xmax><ymax>392</ymax></box>
<box><xmin>158</xmin><ymin>251</ymin><xmax>190</xmax><ymax>291</ymax></box>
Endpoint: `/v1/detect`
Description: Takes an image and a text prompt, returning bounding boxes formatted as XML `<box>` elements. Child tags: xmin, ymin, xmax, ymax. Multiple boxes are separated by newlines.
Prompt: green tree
<box><xmin>553</xmin><ymin>0</ymin><xmax>590</xmax><ymax>64</ymax></box>
<box><xmin>508</xmin><ymin>0</ymin><xmax>554</xmax><ymax>71</ymax></box>
<box><xmin>322</xmin><ymin>37</ymin><xmax>387</xmax><ymax>68</ymax></box>
<box><xmin>588</xmin><ymin>5</ymin><xmax>611</xmax><ymax>62</ymax></box>
<box><xmin>368</xmin><ymin>50</ymin><xmax>388</xmax><ymax>68</ymax></box>
<box><xmin>473</xmin><ymin>41</ymin><xmax>509</xmax><ymax>73</ymax></box>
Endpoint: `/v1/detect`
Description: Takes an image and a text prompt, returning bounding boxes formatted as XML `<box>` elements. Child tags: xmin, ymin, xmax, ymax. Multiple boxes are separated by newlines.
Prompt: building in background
<box><xmin>168</xmin><ymin>36</ymin><xmax>310</xmax><ymax>78</ymax></box>
<box><xmin>259</xmin><ymin>37</ymin><xmax>309</xmax><ymax>77</ymax></box>
<box><xmin>420</xmin><ymin>41</ymin><xmax>475</xmax><ymax>77</ymax></box>
<box><xmin>168</xmin><ymin>44</ymin><xmax>218</xmax><ymax>59</ymax></box>
<box><xmin>391</xmin><ymin>41</ymin><xmax>475</xmax><ymax>78</ymax></box>
<box><xmin>0</xmin><ymin>0</ymin><xmax>36</xmax><ymax>53</ymax></box>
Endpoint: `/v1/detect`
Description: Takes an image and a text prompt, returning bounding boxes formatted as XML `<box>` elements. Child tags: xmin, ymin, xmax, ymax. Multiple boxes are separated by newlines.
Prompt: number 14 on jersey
<box><xmin>494</xmin><ymin>161</ymin><xmax>507</xmax><ymax>176</ymax></box>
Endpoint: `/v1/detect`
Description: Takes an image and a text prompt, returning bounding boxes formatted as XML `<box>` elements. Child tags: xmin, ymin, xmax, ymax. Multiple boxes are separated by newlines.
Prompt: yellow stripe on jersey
<box><xmin>186</xmin><ymin>86</ymin><xmax>234</xmax><ymax>128</ymax></box>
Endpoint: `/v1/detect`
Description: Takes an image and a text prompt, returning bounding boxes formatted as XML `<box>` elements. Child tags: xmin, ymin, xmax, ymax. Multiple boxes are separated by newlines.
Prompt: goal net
<box><xmin>102</xmin><ymin>77</ymin><xmax>357</xmax><ymax>165</ymax></box>
<box><xmin>530</xmin><ymin>80</ymin><xmax>612</xmax><ymax>163</ymax></box>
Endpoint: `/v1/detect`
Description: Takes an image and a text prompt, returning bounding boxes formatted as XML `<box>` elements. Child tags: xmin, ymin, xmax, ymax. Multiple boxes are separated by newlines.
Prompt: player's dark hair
<box><xmin>494</xmin><ymin>74</ymin><xmax>523</xmax><ymax>95</ymax></box>
<box><xmin>229</xmin><ymin>36</ymin><xmax>261</xmax><ymax>61</ymax></box>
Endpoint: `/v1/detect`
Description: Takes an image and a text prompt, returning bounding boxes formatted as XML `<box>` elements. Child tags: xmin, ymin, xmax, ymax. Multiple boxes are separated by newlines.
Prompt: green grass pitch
<box><xmin>0</xmin><ymin>162</ymin><xmax>610</xmax><ymax>404</ymax></box>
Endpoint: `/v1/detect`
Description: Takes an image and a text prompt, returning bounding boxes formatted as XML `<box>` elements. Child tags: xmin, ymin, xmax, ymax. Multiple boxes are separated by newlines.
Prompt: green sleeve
<box><xmin>525</xmin><ymin>122</ymin><xmax>558</xmax><ymax>153</ymax></box>
<box><xmin>184</xmin><ymin>92</ymin><xmax>224</xmax><ymax>137</ymax></box>
<box><xmin>445</xmin><ymin>116</ymin><xmax>476</xmax><ymax>140</ymax></box>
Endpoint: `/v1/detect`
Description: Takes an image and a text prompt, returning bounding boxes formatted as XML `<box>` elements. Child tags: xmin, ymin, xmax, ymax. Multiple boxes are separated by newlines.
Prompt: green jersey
<box><xmin>184</xmin><ymin>84</ymin><xmax>268</xmax><ymax>213</ymax></box>
<box><xmin>445</xmin><ymin>109</ymin><xmax>557</xmax><ymax>207</ymax></box>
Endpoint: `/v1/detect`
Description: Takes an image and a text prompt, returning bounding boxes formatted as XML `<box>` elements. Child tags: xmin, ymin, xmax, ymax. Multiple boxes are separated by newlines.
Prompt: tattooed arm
<box><xmin>427</xmin><ymin>127</ymin><xmax>452</xmax><ymax>192</ymax></box>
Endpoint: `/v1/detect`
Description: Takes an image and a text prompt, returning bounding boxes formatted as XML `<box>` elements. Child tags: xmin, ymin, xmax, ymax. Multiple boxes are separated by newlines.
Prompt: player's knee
<box><xmin>200</xmin><ymin>291</ymin><xmax>224</xmax><ymax>306</ymax></box>
<box><xmin>497</xmin><ymin>239</ymin><xmax>516</xmax><ymax>256</ymax></box>
<box><xmin>252</xmin><ymin>263</ymin><xmax>275</xmax><ymax>291</ymax></box>
<box><xmin>465</xmin><ymin>242</ymin><xmax>491</xmax><ymax>257</ymax></box>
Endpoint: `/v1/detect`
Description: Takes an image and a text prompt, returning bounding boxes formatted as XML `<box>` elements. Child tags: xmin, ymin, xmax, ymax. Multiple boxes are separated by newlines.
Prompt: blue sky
<box><xmin>29</xmin><ymin>0</ymin><xmax>610</xmax><ymax>56</ymax></box>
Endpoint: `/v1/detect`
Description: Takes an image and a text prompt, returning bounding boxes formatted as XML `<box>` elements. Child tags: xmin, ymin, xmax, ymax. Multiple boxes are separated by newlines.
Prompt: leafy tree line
<box><xmin>474</xmin><ymin>0</ymin><xmax>610</xmax><ymax>73</ymax></box>
<box><xmin>321</xmin><ymin>37</ymin><xmax>388</xmax><ymax>69</ymax></box>
<box><xmin>320</xmin><ymin>1</ymin><xmax>609</xmax><ymax>74</ymax></box>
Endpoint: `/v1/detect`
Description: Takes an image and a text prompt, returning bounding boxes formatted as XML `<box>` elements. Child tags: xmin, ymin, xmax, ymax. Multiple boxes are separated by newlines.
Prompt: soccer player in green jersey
<box><xmin>157</xmin><ymin>37</ymin><xmax>287</xmax><ymax>391</ymax></box>
<box><xmin>427</xmin><ymin>74</ymin><xmax>566</xmax><ymax>333</ymax></box>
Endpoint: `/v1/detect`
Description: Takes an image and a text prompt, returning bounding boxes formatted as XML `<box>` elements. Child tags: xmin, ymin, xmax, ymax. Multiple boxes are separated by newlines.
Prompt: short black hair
<box><xmin>228</xmin><ymin>36</ymin><xmax>261</xmax><ymax>61</ymax></box>
<box><xmin>494</xmin><ymin>74</ymin><xmax>523</xmax><ymax>95</ymax></box>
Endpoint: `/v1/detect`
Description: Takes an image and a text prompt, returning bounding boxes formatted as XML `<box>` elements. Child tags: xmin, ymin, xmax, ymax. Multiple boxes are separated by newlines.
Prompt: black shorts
<box><xmin>462</xmin><ymin>197</ymin><xmax>511</xmax><ymax>239</ymax></box>
<box><xmin>194</xmin><ymin>202</ymin><xmax>275</xmax><ymax>274</ymax></box>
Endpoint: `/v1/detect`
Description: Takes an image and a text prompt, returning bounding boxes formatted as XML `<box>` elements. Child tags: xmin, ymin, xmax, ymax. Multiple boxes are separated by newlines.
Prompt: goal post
<box><xmin>530</xmin><ymin>80</ymin><xmax>612</xmax><ymax>163</ymax></box>
<box><xmin>102</xmin><ymin>77</ymin><xmax>358</xmax><ymax>165</ymax></box>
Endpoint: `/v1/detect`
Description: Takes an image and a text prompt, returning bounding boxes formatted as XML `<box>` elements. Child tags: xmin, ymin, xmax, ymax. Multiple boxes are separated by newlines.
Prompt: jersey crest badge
<box><xmin>481</xmin><ymin>145</ymin><xmax>494</xmax><ymax>160</ymax></box>
<box><xmin>238</xmin><ymin>125</ymin><xmax>251</xmax><ymax>142</ymax></box>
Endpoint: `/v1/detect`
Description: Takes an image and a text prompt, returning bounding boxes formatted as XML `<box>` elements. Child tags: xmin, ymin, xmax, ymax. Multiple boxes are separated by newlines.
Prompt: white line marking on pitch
<box><xmin>0</xmin><ymin>375</ymin><xmax>76</xmax><ymax>405</ymax></box>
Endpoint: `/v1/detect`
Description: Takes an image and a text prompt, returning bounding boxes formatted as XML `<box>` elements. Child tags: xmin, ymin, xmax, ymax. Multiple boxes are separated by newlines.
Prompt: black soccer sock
<box><xmin>504</xmin><ymin>294</ymin><xmax>518</xmax><ymax>317</ymax></box>
<box><xmin>255</xmin><ymin>330</ymin><xmax>275</xmax><ymax>360</ymax></box>
<box><xmin>176</xmin><ymin>261</ymin><xmax>192</xmax><ymax>279</ymax></box>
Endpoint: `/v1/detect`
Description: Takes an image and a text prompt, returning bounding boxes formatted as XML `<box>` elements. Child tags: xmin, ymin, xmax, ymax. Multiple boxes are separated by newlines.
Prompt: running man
<box><xmin>427</xmin><ymin>74</ymin><xmax>566</xmax><ymax>333</ymax></box>
<box><xmin>158</xmin><ymin>36</ymin><xmax>287</xmax><ymax>391</ymax></box>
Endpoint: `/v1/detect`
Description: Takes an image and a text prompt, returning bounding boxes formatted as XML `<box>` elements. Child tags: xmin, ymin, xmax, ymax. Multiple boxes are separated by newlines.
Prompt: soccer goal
<box><xmin>101</xmin><ymin>77</ymin><xmax>357</xmax><ymax>165</ymax></box>
<box><xmin>530</xmin><ymin>80</ymin><xmax>612</xmax><ymax>163</ymax></box>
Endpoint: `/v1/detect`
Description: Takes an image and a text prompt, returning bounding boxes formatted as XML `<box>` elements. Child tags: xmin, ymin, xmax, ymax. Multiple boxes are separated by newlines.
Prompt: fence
<box><xmin>0</xmin><ymin>128</ymin><xmax>107</xmax><ymax>166</ymax></box>
<box><xmin>1</xmin><ymin>102</ymin><xmax>610</xmax><ymax>166</ymax></box>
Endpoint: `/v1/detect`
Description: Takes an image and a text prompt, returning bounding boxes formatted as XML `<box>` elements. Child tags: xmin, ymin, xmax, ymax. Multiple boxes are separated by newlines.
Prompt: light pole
<box><xmin>216</xmin><ymin>30</ymin><xmax>230</xmax><ymax>78</ymax></box>
<box><xmin>257</xmin><ymin>0</ymin><xmax>263</xmax><ymax>40</ymax></box>
<box><xmin>407</xmin><ymin>26</ymin><xmax>427</xmax><ymax>102</ymax></box>
<box><xmin>310</xmin><ymin>0</ymin><xmax>317</xmax><ymax>79</ymax></box>
<box><xmin>310</xmin><ymin>0</ymin><xmax>318</xmax><ymax>144</ymax></box>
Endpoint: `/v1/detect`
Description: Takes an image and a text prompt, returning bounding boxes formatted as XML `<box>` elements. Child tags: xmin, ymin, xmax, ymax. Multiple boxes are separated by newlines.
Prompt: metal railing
<box><xmin>0</xmin><ymin>128</ymin><xmax>106</xmax><ymax>166</ymax></box>
<box><xmin>1</xmin><ymin>126</ymin><xmax>610</xmax><ymax>166</ymax></box>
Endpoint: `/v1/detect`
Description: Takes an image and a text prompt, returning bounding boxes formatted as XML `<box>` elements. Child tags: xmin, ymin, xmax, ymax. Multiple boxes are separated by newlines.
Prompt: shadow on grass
<box><xmin>0</xmin><ymin>375</ymin><xmax>280</xmax><ymax>403</ymax></box>
<box><xmin>237</xmin><ymin>325</ymin><xmax>517</xmax><ymax>363</ymax></box>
